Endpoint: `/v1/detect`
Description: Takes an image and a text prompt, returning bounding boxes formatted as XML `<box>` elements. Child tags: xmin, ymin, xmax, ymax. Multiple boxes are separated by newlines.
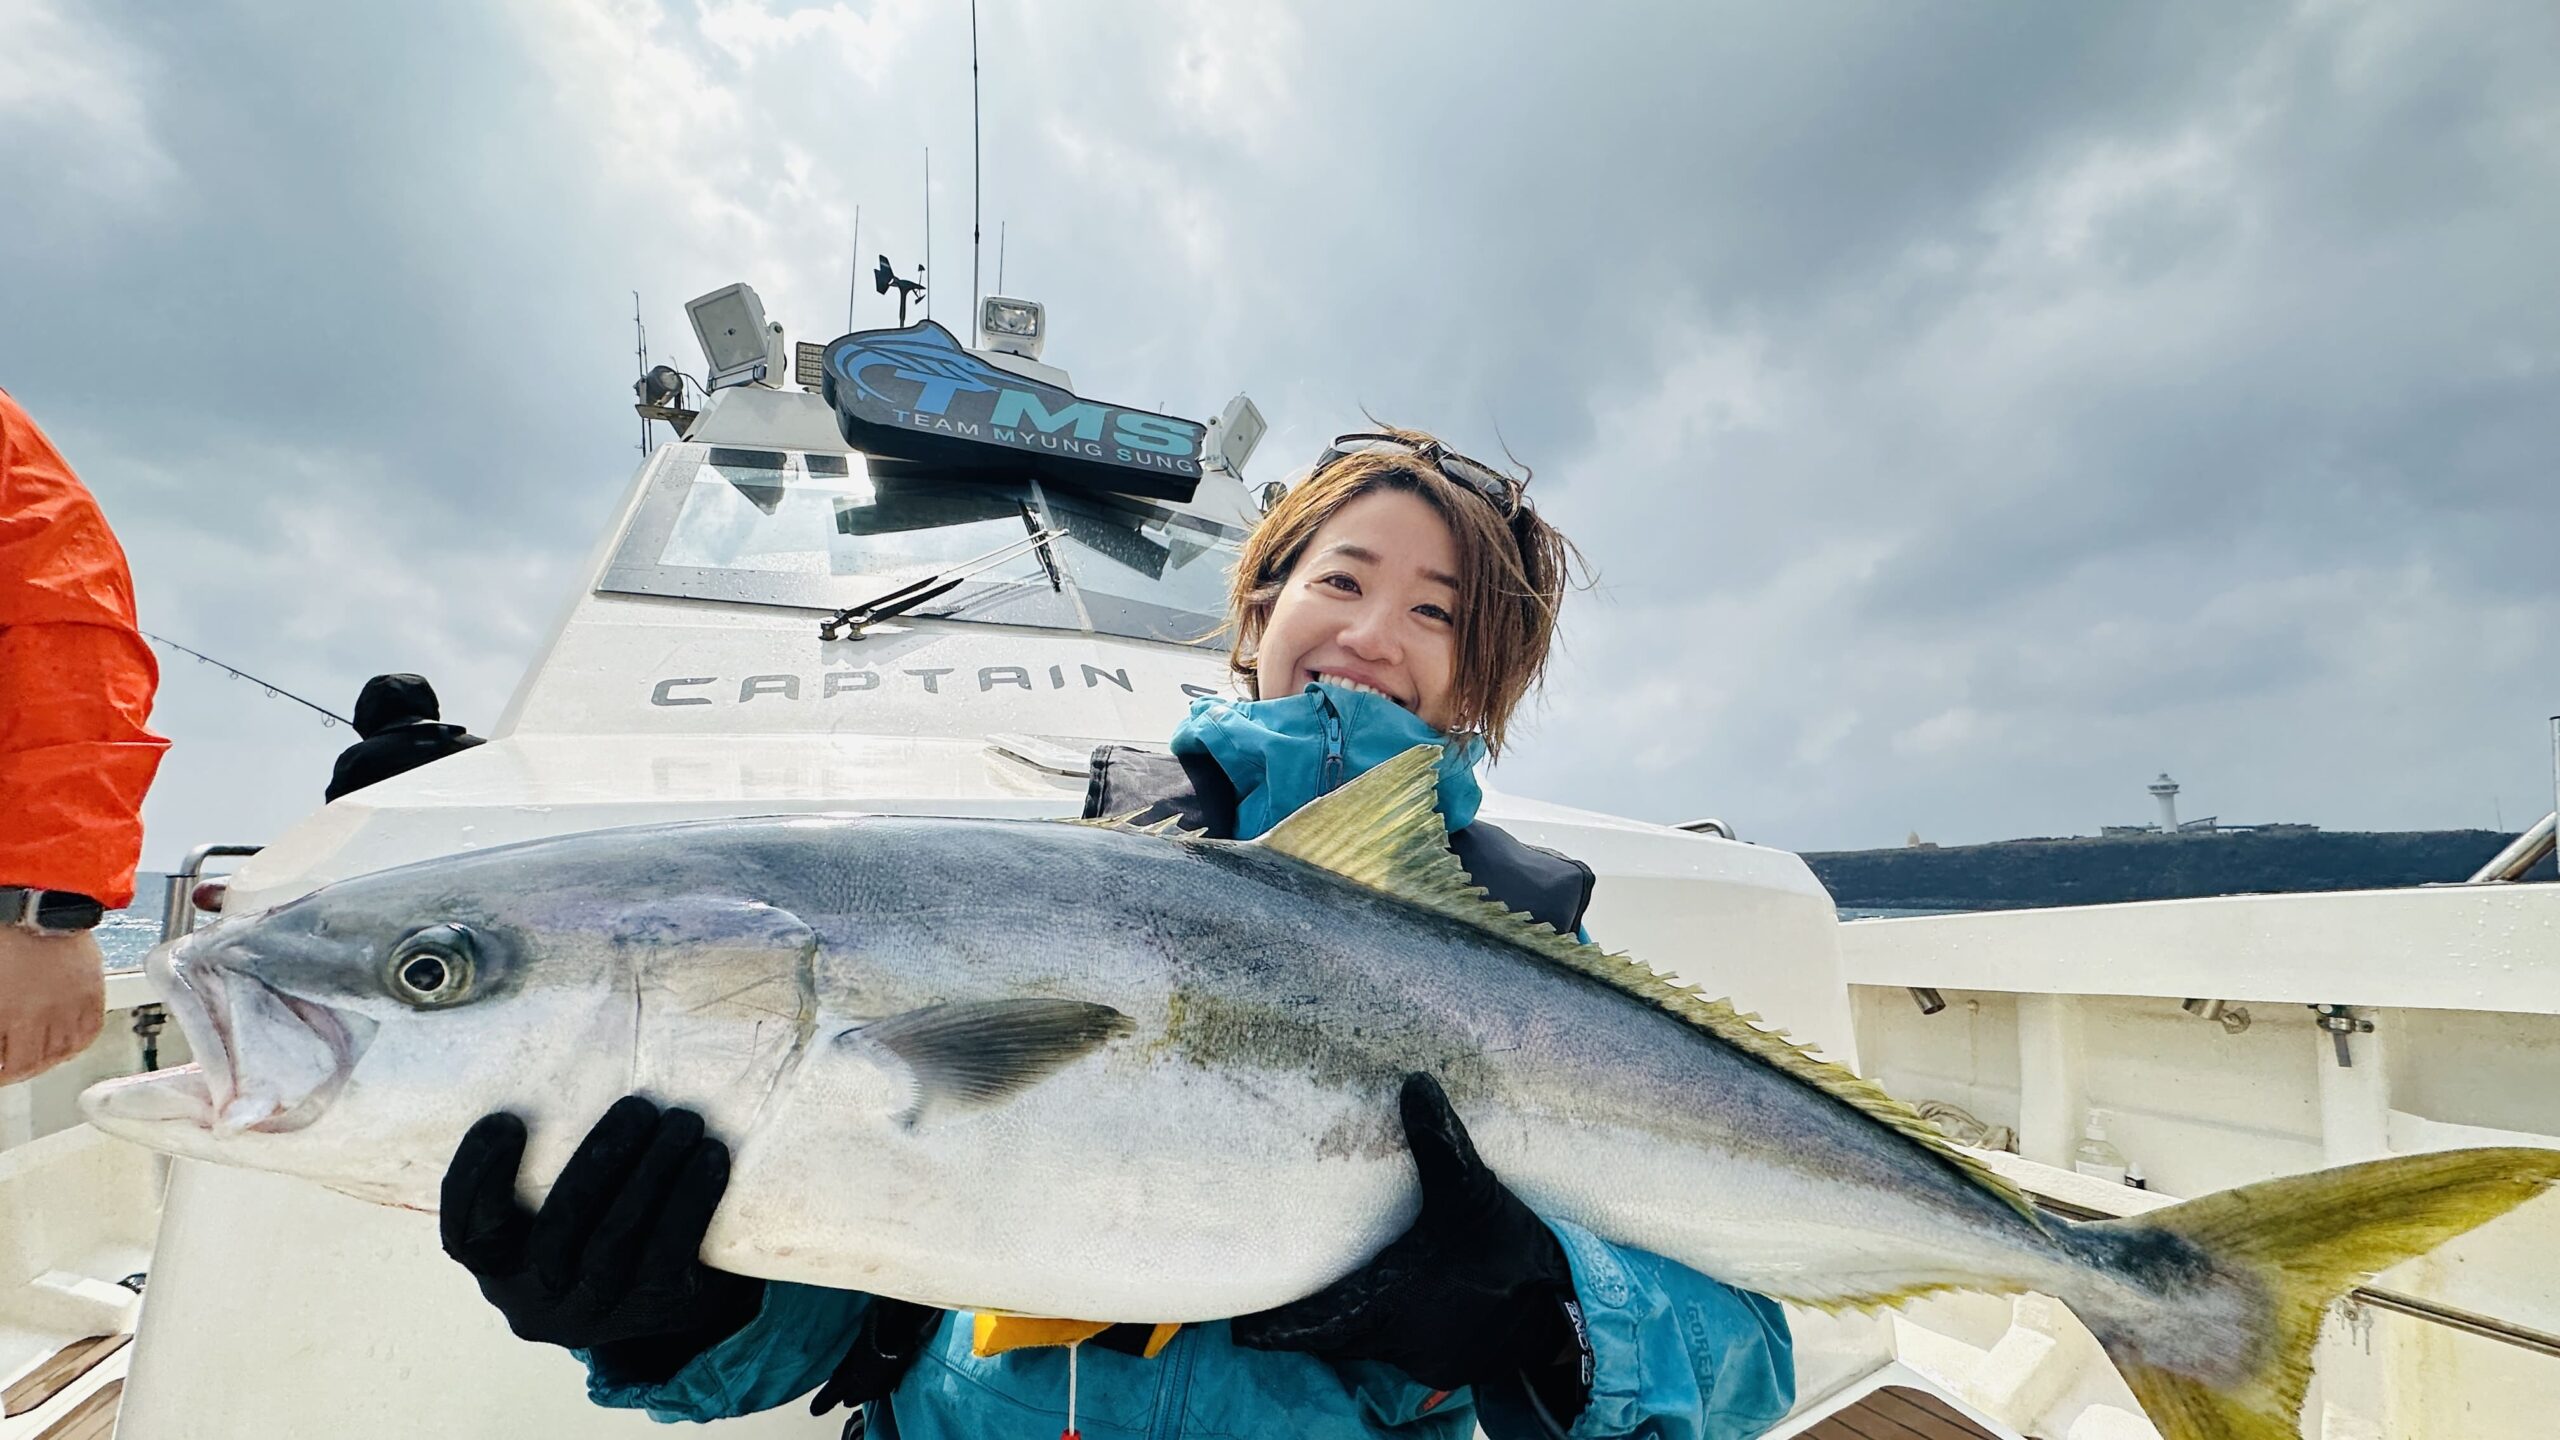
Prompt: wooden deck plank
<box><xmin>32</xmin><ymin>1377</ymin><xmax>122</xmax><ymax>1440</ymax></box>
<box><xmin>1797</xmin><ymin>1385</ymin><xmax>2005</xmax><ymax>1440</ymax></box>
<box><xmin>1831</xmin><ymin>1403</ymin><xmax>1932</xmax><ymax>1440</ymax></box>
<box><xmin>3</xmin><ymin>1336</ymin><xmax>129</xmax><ymax>1419</ymax></box>
<box><xmin>1871</xmin><ymin>1385</ymin><xmax>2001</xmax><ymax>1439</ymax></box>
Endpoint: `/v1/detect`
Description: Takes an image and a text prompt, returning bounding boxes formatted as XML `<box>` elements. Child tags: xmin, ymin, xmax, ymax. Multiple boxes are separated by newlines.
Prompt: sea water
<box><xmin>95</xmin><ymin>877</ymin><xmax>166</xmax><ymax>972</ymax></box>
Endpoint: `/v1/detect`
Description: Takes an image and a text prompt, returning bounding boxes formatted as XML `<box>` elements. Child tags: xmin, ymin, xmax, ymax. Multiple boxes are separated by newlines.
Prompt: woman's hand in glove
<box><xmin>440</xmin><ymin>1095</ymin><xmax>767</xmax><ymax>1382</ymax></box>
<box><xmin>809</xmin><ymin>1297</ymin><xmax>946</xmax><ymax>1417</ymax></box>
<box><xmin>1229</xmin><ymin>1073</ymin><xmax>1592</xmax><ymax>1419</ymax></box>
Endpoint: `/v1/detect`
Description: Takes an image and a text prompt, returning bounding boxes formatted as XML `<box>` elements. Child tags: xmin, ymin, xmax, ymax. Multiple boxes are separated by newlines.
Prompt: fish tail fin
<box><xmin>2072</xmin><ymin>1146</ymin><xmax>2560</xmax><ymax>1440</ymax></box>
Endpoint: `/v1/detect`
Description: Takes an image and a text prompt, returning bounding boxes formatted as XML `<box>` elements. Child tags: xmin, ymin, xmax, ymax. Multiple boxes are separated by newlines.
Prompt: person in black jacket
<box><xmin>325</xmin><ymin>673</ymin><xmax>485</xmax><ymax>801</ymax></box>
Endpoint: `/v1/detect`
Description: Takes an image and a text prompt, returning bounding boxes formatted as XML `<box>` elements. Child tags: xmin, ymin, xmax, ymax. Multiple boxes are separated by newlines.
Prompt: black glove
<box><xmin>808</xmin><ymin>1296</ymin><xmax>945</xmax><ymax>1416</ymax></box>
<box><xmin>1231</xmin><ymin>1074</ymin><xmax>1593</xmax><ymax>1421</ymax></box>
<box><xmin>440</xmin><ymin>1094</ymin><xmax>767</xmax><ymax>1383</ymax></box>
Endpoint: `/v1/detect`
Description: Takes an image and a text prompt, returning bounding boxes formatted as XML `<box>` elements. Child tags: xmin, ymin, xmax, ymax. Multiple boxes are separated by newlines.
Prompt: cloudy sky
<box><xmin>6</xmin><ymin>0</ymin><xmax>2556</xmax><ymax>867</ymax></box>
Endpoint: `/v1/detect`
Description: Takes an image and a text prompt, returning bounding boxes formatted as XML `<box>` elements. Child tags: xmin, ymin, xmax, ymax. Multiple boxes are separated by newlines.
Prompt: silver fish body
<box><xmin>81</xmin><ymin>751</ymin><xmax>2560</xmax><ymax>1440</ymax></box>
<box><xmin>89</xmin><ymin>816</ymin><xmax>2051</xmax><ymax>1315</ymax></box>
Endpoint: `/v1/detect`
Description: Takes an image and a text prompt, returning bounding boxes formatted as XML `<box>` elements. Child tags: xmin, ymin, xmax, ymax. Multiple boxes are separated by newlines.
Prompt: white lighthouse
<box><xmin>2149</xmin><ymin>772</ymin><xmax>2180</xmax><ymax>833</ymax></box>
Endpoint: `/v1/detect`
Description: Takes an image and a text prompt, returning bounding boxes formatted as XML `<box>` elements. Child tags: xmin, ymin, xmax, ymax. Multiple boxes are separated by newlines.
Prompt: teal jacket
<box><xmin>584</xmin><ymin>685</ymin><xmax>1797</xmax><ymax>1437</ymax></box>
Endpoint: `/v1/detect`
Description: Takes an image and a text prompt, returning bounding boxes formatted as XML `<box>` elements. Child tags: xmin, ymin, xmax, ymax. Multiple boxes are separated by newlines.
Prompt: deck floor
<box><xmin>0</xmin><ymin>1337</ymin><xmax>128</xmax><ymax>1440</ymax></box>
<box><xmin>28</xmin><ymin>1381</ymin><xmax>118</xmax><ymax>1440</ymax></box>
<box><xmin>1</xmin><ymin>1337</ymin><xmax>126</xmax><ymax>1421</ymax></box>
<box><xmin>1795</xmin><ymin>1384</ymin><xmax>2003</xmax><ymax>1440</ymax></box>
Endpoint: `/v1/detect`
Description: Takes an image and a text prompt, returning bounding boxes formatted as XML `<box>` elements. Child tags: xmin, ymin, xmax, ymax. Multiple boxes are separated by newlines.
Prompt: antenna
<box><xmin>632</xmin><ymin>290</ymin><xmax>652</xmax><ymax>457</ymax></box>
<box><xmin>971</xmin><ymin>0</ymin><xmax>983</xmax><ymax>344</ymax></box>
<box><xmin>923</xmin><ymin>146</ymin><xmax>933</xmax><ymax>322</ymax></box>
<box><xmin>998</xmin><ymin>220</ymin><xmax>1007</xmax><ymax>293</ymax></box>
<box><xmin>846</xmin><ymin>204</ymin><xmax>862</xmax><ymax>334</ymax></box>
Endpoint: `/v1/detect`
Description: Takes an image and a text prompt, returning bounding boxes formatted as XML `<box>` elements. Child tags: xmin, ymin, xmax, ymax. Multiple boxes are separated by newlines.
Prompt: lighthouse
<box><xmin>2149</xmin><ymin>773</ymin><xmax>2180</xmax><ymax>833</ymax></box>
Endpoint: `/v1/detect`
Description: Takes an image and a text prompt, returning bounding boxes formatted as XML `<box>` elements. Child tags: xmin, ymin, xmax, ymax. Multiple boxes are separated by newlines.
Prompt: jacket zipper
<box><xmin>1146</xmin><ymin>1326</ymin><xmax>1201</xmax><ymax>1440</ymax></box>
<box><xmin>1318</xmin><ymin>692</ymin><xmax>1345</xmax><ymax>794</ymax></box>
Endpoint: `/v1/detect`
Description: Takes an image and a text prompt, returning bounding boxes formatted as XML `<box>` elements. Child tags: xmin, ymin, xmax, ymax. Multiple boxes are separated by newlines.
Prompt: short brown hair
<box><xmin>1226</xmin><ymin>426</ymin><xmax>1580</xmax><ymax>756</ymax></box>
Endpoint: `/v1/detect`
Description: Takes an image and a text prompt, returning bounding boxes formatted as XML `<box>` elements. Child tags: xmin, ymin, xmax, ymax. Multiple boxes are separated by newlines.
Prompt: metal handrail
<box><xmin>2466</xmin><ymin>811</ymin><xmax>2556</xmax><ymax>884</ymax></box>
<box><xmin>159</xmin><ymin>843</ymin><xmax>264</xmax><ymax>943</ymax></box>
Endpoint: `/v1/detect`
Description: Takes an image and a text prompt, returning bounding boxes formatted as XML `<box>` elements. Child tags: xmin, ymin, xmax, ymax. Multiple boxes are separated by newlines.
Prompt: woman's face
<box><xmin>1251</xmin><ymin>488</ymin><xmax>1462</xmax><ymax>731</ymax></box>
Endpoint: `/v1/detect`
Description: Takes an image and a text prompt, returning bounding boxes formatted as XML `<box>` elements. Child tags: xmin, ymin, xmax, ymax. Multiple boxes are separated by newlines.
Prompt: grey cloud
<box><xmin>4</xmin><ymin>0</ymin><xmax>2553</xmax><ymax>864</ymax></box>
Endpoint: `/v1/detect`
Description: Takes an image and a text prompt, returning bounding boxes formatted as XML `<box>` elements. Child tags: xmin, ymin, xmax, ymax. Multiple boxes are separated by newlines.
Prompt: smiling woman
<box><xmin>1226</xmin><ymin>426</ymin><xmax>1579</xmax><ymax>756</ymax></box>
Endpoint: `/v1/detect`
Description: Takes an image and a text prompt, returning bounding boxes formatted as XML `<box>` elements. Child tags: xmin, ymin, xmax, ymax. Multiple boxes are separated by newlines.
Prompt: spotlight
<box><xmin>1204</xmin><ymin>394</ymin><xmax>1267</xmax><ymax>477</ymax></box>
<box><xmin>980</xmin><ymin>295</ymin><xmax>1045</xmax><ymax>360</ymax></box>
<box><xmin>685</xmin><ymin>283</ymin><xmax>784</xmax><ymax>389</ymax></box>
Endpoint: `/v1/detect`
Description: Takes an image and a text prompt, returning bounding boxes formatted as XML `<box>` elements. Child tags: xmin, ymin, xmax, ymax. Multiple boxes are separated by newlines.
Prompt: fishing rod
<box><xmin>141</xmin><ymin>631</ymin><xmax>353</xmax><ymax>727</ymax></box>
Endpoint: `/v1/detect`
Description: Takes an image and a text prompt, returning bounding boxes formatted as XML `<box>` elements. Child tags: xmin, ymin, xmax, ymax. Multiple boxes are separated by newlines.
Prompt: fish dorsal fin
<box><xmin>1257</xmin><ymin>746</ymin><xmax>2038</xmax><ymax>1224</ymax></box>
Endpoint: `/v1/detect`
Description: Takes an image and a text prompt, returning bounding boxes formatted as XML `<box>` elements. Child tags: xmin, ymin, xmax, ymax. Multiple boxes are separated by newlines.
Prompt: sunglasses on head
<box><xmin>1314</xmin><ymin>433</ymin><xmax>1527</xmax><ymax>517</ymax></box>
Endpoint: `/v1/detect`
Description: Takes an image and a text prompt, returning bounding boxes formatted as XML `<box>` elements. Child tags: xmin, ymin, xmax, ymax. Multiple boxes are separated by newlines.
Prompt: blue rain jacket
<box><xmin>584</xmin><ymin>684</ymin><xmax>1796</xmax><ymax>1437</ymax></box>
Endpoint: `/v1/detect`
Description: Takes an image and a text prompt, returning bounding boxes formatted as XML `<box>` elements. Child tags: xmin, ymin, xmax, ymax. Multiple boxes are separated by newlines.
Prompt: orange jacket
<box><xmin>0</xmin><ymin>389</ymin><xmax>168</xmax><ymax>909</ymax></box>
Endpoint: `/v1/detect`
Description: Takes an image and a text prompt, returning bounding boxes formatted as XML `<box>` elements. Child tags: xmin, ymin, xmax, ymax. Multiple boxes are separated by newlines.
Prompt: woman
<box><xmin>439</xmin><ymin>429</ymin><xmax>1796</xmax><ymax>1439</ymax></box>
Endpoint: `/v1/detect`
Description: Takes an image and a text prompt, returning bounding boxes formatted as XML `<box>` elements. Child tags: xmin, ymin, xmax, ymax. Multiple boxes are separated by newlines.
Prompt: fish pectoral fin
<box><xmin>837</xmin><ymin>999</ymin><xmax>1133</xmax><ymax>1125</ymax></box>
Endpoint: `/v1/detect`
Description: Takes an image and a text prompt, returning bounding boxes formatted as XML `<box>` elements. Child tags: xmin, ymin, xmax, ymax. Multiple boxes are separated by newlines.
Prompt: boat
<box><xmin>4</xmin><ymin>282</ymin><xmax>2553</xmax><ymax>1439</ymax></box>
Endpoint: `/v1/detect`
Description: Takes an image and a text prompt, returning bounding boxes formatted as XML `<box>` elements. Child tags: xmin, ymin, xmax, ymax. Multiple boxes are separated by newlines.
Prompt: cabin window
<box><xmin>599</xmin><ymin>444</ymin><xmax>1246</xmax><ymax>646</ymax></box>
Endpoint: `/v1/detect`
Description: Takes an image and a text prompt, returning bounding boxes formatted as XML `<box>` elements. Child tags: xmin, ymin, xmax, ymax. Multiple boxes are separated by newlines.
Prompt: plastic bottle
<box><xmin>2073</xmin><ymin>1110</ymin><xmax>2128</xmax><ymax>1184</ymax></box>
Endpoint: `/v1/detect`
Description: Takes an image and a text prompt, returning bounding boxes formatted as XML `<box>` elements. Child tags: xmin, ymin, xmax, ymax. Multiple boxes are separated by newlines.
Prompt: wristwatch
<box><xmin>0</xmin><ymin>888</ymin><xmax>107</xmax><ymax>936</ymax></box>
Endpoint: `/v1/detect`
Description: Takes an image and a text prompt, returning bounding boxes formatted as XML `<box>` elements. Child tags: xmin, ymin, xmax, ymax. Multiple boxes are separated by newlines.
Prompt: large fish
<box><xmin>85</xmin><ymin>748</ymin><xmax>2560</xmax><ymax>1440</ymax></box>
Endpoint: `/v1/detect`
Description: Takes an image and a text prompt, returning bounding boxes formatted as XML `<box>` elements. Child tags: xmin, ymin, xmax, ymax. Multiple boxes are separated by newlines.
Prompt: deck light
<box><xmin>1204</xmin><ymin>394</ymin><xmax>1267</xmax><ymax>477</ymax></box>
<box><xmin>687</xmin><ymin>282</ymin><xmax>785</xmax><ymax>388</ymax></box>
<box><xmin>980</xmin><ymin>296</ymin><xmax>1045</xmax><ymax>360</ymax></box>
<box><xmin>634</xmin><ymin>365</ymin><xmax>683</xmax><ymax>408</ymax></box>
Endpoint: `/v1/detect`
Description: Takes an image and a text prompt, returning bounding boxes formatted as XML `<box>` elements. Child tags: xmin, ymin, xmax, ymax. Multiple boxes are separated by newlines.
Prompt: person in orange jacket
<box><xmin>0</xmin><ymin>388</ymin><xmax>169</xmax><ymax>1083</ymax></box>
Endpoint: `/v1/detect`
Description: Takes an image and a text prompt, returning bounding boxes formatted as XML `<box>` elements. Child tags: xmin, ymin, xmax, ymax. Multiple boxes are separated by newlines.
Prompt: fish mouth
<box><xmin>85</xmin><ymin>931</ymin><xmax>374</xmax><ymax>1140</ymax></box>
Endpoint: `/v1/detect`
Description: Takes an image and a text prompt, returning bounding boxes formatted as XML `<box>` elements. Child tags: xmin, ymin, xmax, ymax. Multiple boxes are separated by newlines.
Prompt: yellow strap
<box><xmin>971</xmin><ymin>1314</ymin><xmax>1182</xmax><ymax>1359</ymax></box>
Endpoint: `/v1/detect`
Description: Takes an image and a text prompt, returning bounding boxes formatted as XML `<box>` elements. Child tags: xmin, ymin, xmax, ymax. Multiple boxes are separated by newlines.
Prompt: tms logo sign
<box><xmin>822</xmin><ymin>322</ymin><xmax>1205</xmax><ymax>502</ymax></box>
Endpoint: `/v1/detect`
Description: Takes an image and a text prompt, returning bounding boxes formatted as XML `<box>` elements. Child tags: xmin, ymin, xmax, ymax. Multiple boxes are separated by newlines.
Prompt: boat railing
<box><xmin>2469</xmin><ymin>811</ymin><xmax>2557</xmax><ymax>884</ymax></box>
<box><xmin>2463</xmin><ymin>716</ymin><xmax>2560</xmax><ymax>884</ymax></box>
<box><xmin>131</xmin><ymin>844</ymin><xmax>262</xmax><ymax>1072</ymax></box>
<box><xmin>157</xmin><ymin>844</ymin><xmax>263</xmax><ymax>945</ymax></box>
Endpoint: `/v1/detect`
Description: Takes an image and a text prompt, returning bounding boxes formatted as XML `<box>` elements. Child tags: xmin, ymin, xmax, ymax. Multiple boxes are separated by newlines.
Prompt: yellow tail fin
<box><xmin>2079</xmin><ymin>1147</ymin><xmax>2560</xmax><ymax>1440</ymax></box>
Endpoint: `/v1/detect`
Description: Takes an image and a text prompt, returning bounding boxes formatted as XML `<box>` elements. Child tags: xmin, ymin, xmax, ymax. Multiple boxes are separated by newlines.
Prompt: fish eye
<box><xmin>387</xmin><ymin>924</ymin><xmax>478</xmax><ymax>1008</ymax></box>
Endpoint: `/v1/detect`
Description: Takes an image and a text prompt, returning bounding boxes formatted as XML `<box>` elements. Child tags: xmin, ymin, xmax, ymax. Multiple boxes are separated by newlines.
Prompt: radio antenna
<box><xmin>632</xmin><ymin>290</ymin><xmax>651</xmax><ymax>457</ymax></box>
<box><xmin>998</xmin><ymin>220</ymin><xmax>1007</xmax><ymax>293</ymax></box>
<box><xmin>922</xmin><ymin>147</ymin><xmax>932</xmax><ymax>322</ymax></box>
<box><xmin>846</xmin><ymin>204</ymin><xmax>862</xmax><ymax>334</ymax></box>
<box><xmin>970</xmin><ymin>0</ymin><xmax>983</xmax><ymax>343</ymax></box>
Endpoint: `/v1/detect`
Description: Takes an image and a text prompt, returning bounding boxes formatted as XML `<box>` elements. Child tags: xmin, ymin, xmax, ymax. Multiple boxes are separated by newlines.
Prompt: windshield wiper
<box><xmin>819</xmin><ymin>527</ymin><xmax>1064</xmax><ymax>640</ymax></box>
